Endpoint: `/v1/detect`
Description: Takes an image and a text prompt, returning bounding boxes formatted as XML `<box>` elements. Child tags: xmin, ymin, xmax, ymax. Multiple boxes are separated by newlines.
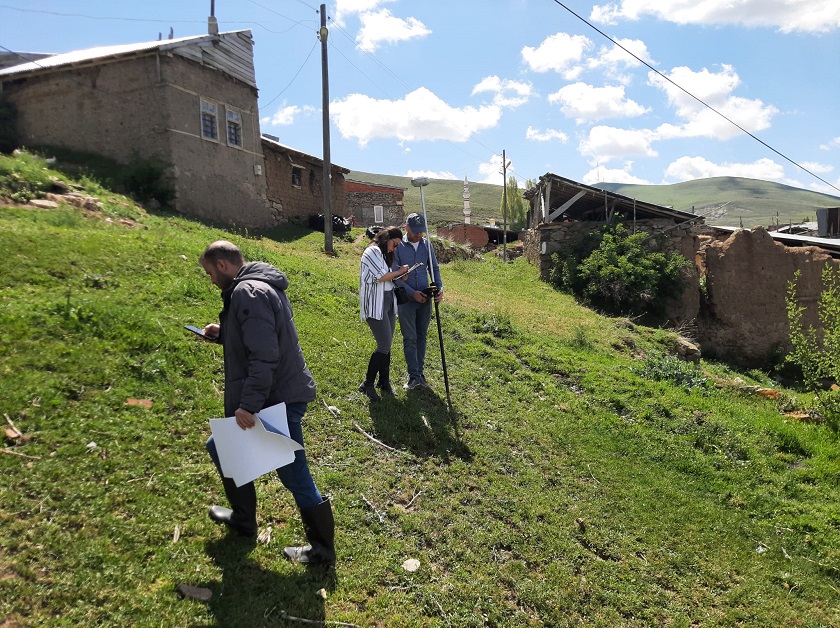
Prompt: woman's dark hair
<box><xmin>372</xmin><ymin>226</ymin><xmax>403</xmax><ymax>266</ymax></box>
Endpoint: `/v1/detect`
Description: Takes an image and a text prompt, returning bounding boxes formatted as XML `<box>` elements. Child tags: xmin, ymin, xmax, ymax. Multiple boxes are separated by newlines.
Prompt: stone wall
<box><xmin>436</xmin><ymin>224</ymin><xmax>489</xmax><ymax>247</ymax></box>
<box><xmin>346</xmin><ymin>189</ymin><xmax>404</xmax><ymax>226</ymax></box>
<box><xmin>697</xmin><ymin>228</ymin><xmax>837</xmax><ymax>365</ymax></box>
<box><xmin>531</xmin><ymin>220</ymin><xmax>839</xmax><ymax>366</ymax></box>
<box><xmin>262</xmin><ymin>142</ymin><xmax>346</xmax><ymax>222</ymax></box>
<box><xmin>4</xmin><ymin>54</ymin><xmax>274</xmax><ymax>227</ymax></box>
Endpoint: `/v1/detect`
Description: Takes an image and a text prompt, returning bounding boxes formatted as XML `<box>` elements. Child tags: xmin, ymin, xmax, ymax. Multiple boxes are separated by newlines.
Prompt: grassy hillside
<box><xmin>349</xmin><ymin>170</ymin><xmax>840</xmax><ymax>230</ymax></box>
<box><xmin>598</xmin><ymin>177</ymin><xmax>840</xmax><ymax>228</ymax></box>
<box><xmin>349</xmin><ymin>170</ymin><xmax>504</xmax><ymax>227</ymax></box>
<box><xmin>2</xmin><ymin>154</ymin><xmax>839</xmax><ymax>626</ymax></box>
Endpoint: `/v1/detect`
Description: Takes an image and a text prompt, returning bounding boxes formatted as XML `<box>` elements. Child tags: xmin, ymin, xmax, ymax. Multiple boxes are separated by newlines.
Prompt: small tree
<box><xmin>786</xmin><ymin>265</ymin><xmax>840</xmax><ymax>435</ymax></box>
<box><xmin>500</xmin><ymin>176</ymin><xmax>527</xmax><ymax>231</ymax></box>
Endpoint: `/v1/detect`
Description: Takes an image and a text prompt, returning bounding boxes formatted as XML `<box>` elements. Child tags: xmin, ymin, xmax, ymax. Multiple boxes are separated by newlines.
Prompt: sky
<box><xmin>1</xmin><ymin>1</ymin><xmax>839</xmax><ymax>195</ymax></box>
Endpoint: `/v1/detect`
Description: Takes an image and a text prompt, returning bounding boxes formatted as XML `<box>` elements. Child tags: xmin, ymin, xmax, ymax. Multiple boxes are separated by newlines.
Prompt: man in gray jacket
<box><xmin>199</xmin><ymin>240</ymin><xmax>334</xmax><ymax>566</ymax></box>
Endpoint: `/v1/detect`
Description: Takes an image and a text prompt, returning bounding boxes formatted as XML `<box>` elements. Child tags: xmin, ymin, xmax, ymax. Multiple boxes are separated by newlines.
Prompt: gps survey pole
<box><xmin>411</xmin><ymin>177</ymin><xmax>452</xmax><ymax>410</ymax></box>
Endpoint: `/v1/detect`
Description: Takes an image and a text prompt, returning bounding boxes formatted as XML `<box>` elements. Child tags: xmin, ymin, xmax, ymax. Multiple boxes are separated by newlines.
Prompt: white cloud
<box><xmin>521</xmin><ymin>32</ymin><xmax>592</xmax><ymax>79</ymax></box>
<box><xmin>476</xmin><ymin>154</ymin><xmax>514</xmax><ymax>185</ymax></box>
<box><xmin>406</xmin><ymin>170</ymin><xmax>459</xmax><ymax>180</ymax></box>
<box><xmin>548</xmin><ymin>83</ymin><xmax>649</xmax><ymax>123</ymax></box>
<box><xmin>526</xmin><ymin>126</ymin><xmax>568</xmax><ymax>142</ymax></box>
<box><xmin>260</xmin><ymin>104</ymin><xmax>316</xmax><ymax>126</ymax></box>
<box><xmin>649</xmin><ymin>66</ymin><xmax>778</xmax><ymax>139</ymax></box>
<box><xmin>355</xmin><ymin>9</ymin><xmax>431</xmax><ymax>52</ymax></box>
<box><xmin>582</xmin><ymin>163</ymin><xmax>651</xmax><ymax>185</ymax></box>
<box><xmin>820</xmin><ymin>137</ymin><xmax>840</xmax><ymax>150</ymax></box>
<box><xmin>587</xmin><ymin>38</ymin><xmax>654</xmax><ymax>83</ymax></box>
<box><xmin>664</xmin><ymin>156</ymin><xmax>787</xmax><ymax>182</ymax></box>
<box><xmin>579</xmin><ymin>125</ymin><xmax>657</xmax><ymax>163</ymax></box>
<box><xmin>334</xmin><ymin>0</ymin><xmax>394</xmax><ymax>27</ymax></box>
<box><xmin>590</xmin><ymin>0</ymin><xmax>840</xmax><ymax>34</ymax></box>
<box><xmin>472</xmin><ymin>76</ymin><xmax>533</xmax><ymax>108</ymax></box>
<box><xmin>330</xmin><ymin>87</ymin><xmax>501</xmax><ymax>146</ymax></box>
<box><xmin>800</xmin><ymin>161</ymin><xmax>834</xmax><ymax>174</ymax></box>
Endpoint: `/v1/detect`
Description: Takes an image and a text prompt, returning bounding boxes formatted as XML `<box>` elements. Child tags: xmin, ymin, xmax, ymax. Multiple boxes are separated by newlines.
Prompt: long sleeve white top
<box><xmin>359</xmin><ymin>245</ymin><xmax>396</xmax><ymax>321</ymax></box>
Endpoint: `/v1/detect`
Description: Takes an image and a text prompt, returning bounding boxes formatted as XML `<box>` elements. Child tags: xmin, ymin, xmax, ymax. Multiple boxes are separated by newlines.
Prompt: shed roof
<box><xmin>525</xmin><ymin>172</ymin><xmax>702</xmax><ymax>224</ymax></box>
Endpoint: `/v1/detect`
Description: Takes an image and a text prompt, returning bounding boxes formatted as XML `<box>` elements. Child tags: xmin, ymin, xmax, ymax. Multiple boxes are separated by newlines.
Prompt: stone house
<box><xmin>0</xmin><ymin>28</ymin><xmax>349</xmax><ymax>228</ymax></box>
<box><xmin>0</xmin><ymin>30</ymin><xmax>272</xmax><ymax>225</ymax></box>
<box><xmin>345</xmin><ymin>180</ymin><xmax>405</xmax><ymax>226</ymax></box>
<box><xmin>261</xmin><ymin>135</ymin><xmax>348</xmax><ymax>222</ymax></box>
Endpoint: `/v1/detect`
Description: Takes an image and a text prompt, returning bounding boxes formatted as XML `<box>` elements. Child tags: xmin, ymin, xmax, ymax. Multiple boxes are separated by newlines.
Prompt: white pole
<box><xmin>419</xmin><ymin>184</ymin><xmax>435</xmax><ymax>279</ymax></box>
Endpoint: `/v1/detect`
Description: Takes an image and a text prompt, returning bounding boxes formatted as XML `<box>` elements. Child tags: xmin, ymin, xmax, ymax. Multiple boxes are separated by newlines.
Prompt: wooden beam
<box><xmin>547</xmin><ymin>190</ymin><xmax>585</xmax><ymax>222</ymax></box>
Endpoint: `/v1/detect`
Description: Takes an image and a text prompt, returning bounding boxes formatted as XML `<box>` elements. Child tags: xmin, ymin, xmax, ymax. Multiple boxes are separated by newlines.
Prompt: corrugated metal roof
<box><xmin>0</xmin><ymin>31</ymin><xmax>248</xmax><ymax>77</ymax></box>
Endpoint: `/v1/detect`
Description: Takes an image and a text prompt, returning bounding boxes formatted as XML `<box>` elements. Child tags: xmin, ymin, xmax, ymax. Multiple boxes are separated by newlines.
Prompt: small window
<box><xmin>226</xmin><ymin>110</ymin><xmax>242</xmax><ymax>147</ymax></box>
<box><xmin>200</xmin><ymin>100</ymin><xmax>218</xmax><ymax>141</ymax></box>
<box><xmin>292</xmin><ymin>167</ymin><xmax>302</xmax><ymax>187</ymax></box>
<box><xmin>374</xmin><ymin>205</ymin><xmax>383</xmax><ymax>223</ymax></box>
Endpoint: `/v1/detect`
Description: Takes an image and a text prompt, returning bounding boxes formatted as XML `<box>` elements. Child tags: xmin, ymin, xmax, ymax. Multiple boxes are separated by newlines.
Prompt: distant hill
<box><xmin>588</xmin><ymin>177</ymin><xmax>840</xmax><ymax>228</ymax></box>
<box><xmin>348</xmin><ymin>171</ymin><xmax>840</xmax><ymax>229</ymax></box>
<box><xmin>348</xmin><ymin>171</ymin><xmax>504</xmax><ymax>227</ymax></box>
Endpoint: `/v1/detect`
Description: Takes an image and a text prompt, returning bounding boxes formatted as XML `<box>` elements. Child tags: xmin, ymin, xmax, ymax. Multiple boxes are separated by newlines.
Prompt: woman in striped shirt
<box><xmin>358</xmin><ymin>226</ymin><xmax>409</xmax><ymax>402</ymax></box>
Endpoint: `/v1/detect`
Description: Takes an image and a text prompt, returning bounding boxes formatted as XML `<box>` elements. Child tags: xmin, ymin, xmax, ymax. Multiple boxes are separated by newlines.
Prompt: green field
<box><xmin>2</xmin><ymin>153</ymin><xmax>839</xmax><ymax>626</ymax></box>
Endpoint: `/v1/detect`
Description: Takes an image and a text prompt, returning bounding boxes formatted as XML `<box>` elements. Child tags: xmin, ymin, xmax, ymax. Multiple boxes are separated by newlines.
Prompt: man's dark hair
<box><xmin>199</xmin><ymin>240</ymin><xmax>244</xmax><ymax>266</ymax></box>
<box><xmin>373</xmin><ymin>226</ymin><xmax>403</xmax><ymax>266</ymax></box>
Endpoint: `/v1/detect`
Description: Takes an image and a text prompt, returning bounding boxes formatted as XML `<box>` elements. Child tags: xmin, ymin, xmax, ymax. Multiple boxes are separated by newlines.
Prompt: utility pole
<box><xmin>502</xmin><ymin>149</ymin><xmax>509</xmax><ymax>262</ymax></box>
<box><xmin>319</xmin><ymin>5</ymin><xmax>333</xmax><ymax>253</ymax></box>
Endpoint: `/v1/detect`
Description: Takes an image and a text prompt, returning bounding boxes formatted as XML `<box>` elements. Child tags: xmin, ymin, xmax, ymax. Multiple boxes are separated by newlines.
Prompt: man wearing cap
<box><xmin>392</xmin><ymin>213</ymin><xmax>444</xmax><ymax>390</ymax></box>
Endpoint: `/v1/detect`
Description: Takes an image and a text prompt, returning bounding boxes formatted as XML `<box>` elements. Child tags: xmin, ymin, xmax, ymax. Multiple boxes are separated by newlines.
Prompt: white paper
<box><xmin>209</xmin><ymin>402</ymin><xmax>303</xmax><ymax>487</ymax></box>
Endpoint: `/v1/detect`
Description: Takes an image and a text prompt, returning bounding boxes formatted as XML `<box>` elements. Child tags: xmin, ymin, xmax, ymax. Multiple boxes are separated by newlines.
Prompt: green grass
<box><xmin>1</xmin><ymin>158</ymin><xmax>839</xmax><ymax>626</ymax></box>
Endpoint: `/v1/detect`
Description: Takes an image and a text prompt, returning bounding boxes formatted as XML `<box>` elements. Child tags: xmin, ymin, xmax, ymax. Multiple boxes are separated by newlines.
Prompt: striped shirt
<box><xmin>359</xmin><ymin>245</ymin><xmax>395</xmax><ymax>321</ymax></box>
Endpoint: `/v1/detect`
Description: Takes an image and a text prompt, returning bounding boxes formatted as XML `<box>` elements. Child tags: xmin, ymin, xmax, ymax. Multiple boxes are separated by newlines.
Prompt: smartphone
<box><xmin>185</xmin><ymin>325</ymin><xmax>213</xmax><ymax>340</ymax></box>
<box><xmin>394</xmin><ymin>262</ymin><xmax>424</xmax><ymax>281</ymax></box>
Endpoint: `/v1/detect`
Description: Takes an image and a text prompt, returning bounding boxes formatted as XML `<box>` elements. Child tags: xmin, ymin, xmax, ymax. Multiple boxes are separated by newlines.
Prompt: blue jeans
<box><xmin>398</xmin><ymin>299</ymin><xmax>432</xmax><ymax>379</ymax></box>
<box><xmin>206</xmin><ymin>402</ymin><xmax>323</xmax><ymax>513</ymax></box>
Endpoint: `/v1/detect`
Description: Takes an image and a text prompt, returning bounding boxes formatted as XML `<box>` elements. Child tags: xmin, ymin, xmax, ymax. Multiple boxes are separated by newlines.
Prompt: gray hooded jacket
<box><xmin>219</xmin><ymin>261</ymin><xmax>316</xmax><ymax>416</ymax></box>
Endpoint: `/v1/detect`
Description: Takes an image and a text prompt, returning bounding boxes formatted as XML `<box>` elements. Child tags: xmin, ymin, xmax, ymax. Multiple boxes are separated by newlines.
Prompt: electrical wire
<box><xmin>550</xmin><ymin>0</ymin><xmax>840</xmax><ymax>195</ymax></box>
<box><xmin>259</xmin><ymin>40</ymin><xmax>318</xmax><ymax>112</ymax></box>
<box><xmin>0</xmin><ymin>4</ymin><xmax>307</xmax><ymax>36</ymax></box>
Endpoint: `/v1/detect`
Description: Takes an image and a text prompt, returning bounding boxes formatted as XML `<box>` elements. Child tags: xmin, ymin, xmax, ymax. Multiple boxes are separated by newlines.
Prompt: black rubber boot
<box><xmin>358</xmin><ymin>352</ymin><xmax>383</xmax><ymax>401</ymax></box>
<box><xmin>377</xmin><ymin>352</ymin><xmax>393</xmax><ymax>394</ymax></box>
<box><xmin>283</xmin><ymin>499</ymin><xmax>336</xmax><ymax>566</ymax></box>
<box><xmin>208</xmin><ymin>477</ymin><xmax>258</xmax><ymax>537</ymax></box>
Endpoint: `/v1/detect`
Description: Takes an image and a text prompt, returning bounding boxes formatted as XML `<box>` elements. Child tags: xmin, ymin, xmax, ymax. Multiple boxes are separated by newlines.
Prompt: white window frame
<box><xmin>373</xmin><ymin>205</ymin><xmax>384</xmax><ymax>223</ymax></box>
<box><xmin>200</xmin><ymin>99</ymin><xmax>219</xmax><ymax>142</ymax></box>
<box><xmin>226</xmin><ymin>109</ymin><xmax>243</xmax><ymax>148</ymax></box>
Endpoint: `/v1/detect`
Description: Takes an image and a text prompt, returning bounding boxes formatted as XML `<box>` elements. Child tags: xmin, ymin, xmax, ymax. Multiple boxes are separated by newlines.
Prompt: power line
<box><xmin>259</xmin><ymin>40</ymin><xmax>319</xmax><ymax>111</ymax></box>
<box><xmin>550</xmin><ymin>0</ymin><xmax>840</xmax><ymax>195</ymax></box>
<box><xmin>0</xmin><ymin>4</ymin><xmax>308</xmax><ymax>36</ymax></box>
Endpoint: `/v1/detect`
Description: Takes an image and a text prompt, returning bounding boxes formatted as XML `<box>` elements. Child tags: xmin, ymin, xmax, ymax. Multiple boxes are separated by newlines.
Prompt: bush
<box><xmin>0</xmin><ymin>150</ymin><xmax>57</xmax><ymax>202</ymax></box>
<box><xmin>786</xmin><ymin>266</ymin><xmax>840</xmax><ymax>436</ymax></box>
<box><xmin>550</xmin><ymin>223</ymin><xmax>689</xmax><ymax>317</ymax></box>
<box><xmin>637</xmin><ymin>352</ymin><xmax>711</xmax><ymax>393</ymax></box>
<box><xmin>119</xmin><ymin>155</ymin><xmax>173</xmax><ymax>205</ymax></box>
